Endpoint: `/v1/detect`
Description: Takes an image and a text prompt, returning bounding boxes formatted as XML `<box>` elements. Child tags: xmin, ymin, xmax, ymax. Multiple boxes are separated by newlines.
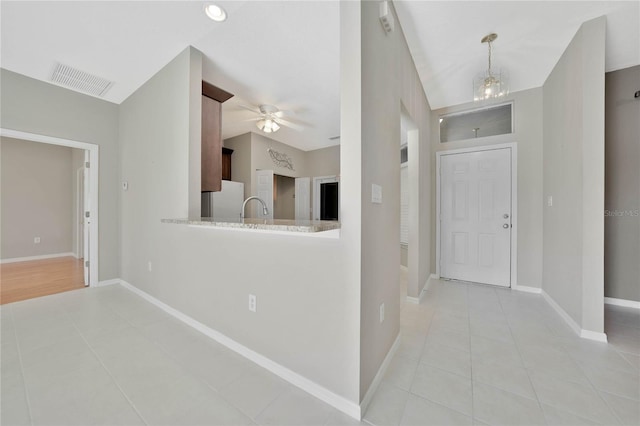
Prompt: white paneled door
<box><xmin>440</xmin><ymin>148</ymin><xmax>512</xmax><ymax>287</ymax></box>
<box><xmin>255</xmin><ymin>169</ymin><xmax>274</xmax><ymax>219</ymax></box>
<box><xmin>295</xmin><ymin>177</ymin><xmax>311</xmax><ymax>220</ymax></box>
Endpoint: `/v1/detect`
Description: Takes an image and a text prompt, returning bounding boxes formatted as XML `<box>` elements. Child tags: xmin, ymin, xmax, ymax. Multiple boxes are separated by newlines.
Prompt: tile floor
<box><xmin>0</xmin><ymin>285</ymin><xmax>363</xmax><ymax>426</ymax></box>
<box><xmin>1</xmin><ymin>274</ymin><xmax>638</xmax><ymax>426</ymax></box>
<box><xmin>364</xmin><ymin>271</ymin><xmax>640</xmax><ymax>426</ymax></box>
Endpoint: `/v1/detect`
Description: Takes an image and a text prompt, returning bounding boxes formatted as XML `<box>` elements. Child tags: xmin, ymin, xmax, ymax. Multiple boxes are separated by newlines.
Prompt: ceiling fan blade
<box><xmin>274</xmin><ymin>109</ymin><xmax>294</xmax><ymax>118</ymax></box>
<box><xmin>275</xmin><ymin>118</ymin><xmax>304</xmax><ymax>131</ymax></box>
<box><xmin>238</xmin><ymin>104</ymin><xmax>261</xmax><ymax>114</ymax></box>
<box><xmin>242</xmin><ymin>117</ymin><xmax>261</xmax><ymax>122</ymax></box>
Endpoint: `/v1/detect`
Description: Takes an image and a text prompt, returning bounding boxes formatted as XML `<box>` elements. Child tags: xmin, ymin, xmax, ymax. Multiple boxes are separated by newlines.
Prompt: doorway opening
<box><xmin>0</xmin><ymin>128</ymin><xmax>99</xmax><ymax>297</ymax></box>
<box><xmin>313</xmin><ymin>176</ymin><xmax>339</xmax><ymax>221</ymax></box>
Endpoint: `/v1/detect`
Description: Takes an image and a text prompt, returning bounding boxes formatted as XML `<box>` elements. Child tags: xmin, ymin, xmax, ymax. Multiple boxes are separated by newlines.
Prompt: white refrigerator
<box><xmin>201</xmin><ymin>181</ymin><xmax>244</xmax><ymax>218</ymax></box>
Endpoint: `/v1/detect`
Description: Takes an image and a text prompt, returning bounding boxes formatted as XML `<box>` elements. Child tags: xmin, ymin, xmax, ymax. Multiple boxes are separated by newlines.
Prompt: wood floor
<box><xmin>0</xmin><ymin>256</ymin><xmax>85</xmax><ymax>305</ymax></box>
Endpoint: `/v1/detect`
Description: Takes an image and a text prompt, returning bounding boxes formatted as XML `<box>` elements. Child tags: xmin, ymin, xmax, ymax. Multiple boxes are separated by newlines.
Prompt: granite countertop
<box><xmin>162</xmin><ymin>217</ymin><xmax>341</xmax><ymax>233</ymax></box>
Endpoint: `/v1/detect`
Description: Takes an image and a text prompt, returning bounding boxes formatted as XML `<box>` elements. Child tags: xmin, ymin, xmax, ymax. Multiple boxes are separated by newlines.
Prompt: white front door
<box><xmin>255</xmin><ymin>169</ymin><xmax>274</xmax><ymax>219</ymax></box>
<box><xmin>295</xmin><ymin>177</ymin><xmax>311</xmax><ymax>220</ymax></box>
<box><xmin>440</xmin><ymin>148</ymin><xmax>512</xmax><ymax>287</ymax></box>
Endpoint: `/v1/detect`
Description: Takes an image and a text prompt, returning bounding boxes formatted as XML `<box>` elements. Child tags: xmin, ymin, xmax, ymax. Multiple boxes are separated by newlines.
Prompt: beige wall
<box><xmin>1</xmin><ymin>137</ymin><xmax>76</xmax><ymax>259</ymax></box>
<box><xmin>431</xmin><ymin>88</ymin><xmax>544</xmax><ymax>289</ymax></box>
<box><xmin>0</xmin><ymin>69</ymin><xmax>120</xmax><ymax>280</ymax></box>
<box><xmin>274</xmin><ymin>175</ymin><xmax>295</xmax><ymax>220</ymax></box>
<box><xmin>225</xmin><ymin>132</ymin><xmax>340</xmax><ymax>218</ymax></box>
<box><xmin>224</xmin><ymin>133</ymin><xmax>252</xmax><ymax>199</ymax></box>
<box><xmin>120</xmin><ymin>47</ymin><xmax>360</xmax><ymax>403</ymax></box>
<box><xmin>543</xmin><ymin>16</ymin><xmax>606</xmax><ymax>333</ymax></box>
<box><xmin>604</xmin><ymin>65</ymin><xmax>640</xmax><ymax>302</ymax></box>
<box><xmin>307</xmin><ymin>145</ymin><xmax>340</xmax><ymax>178</ymax></box>
<box><xmin>357</xmin><ymin>0</ymin><xmax>432</xmax><ymax>399</ymax></box>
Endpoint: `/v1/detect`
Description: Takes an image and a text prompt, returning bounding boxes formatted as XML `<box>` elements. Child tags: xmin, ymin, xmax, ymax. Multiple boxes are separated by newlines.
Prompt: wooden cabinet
<box><xmin>201</xmin><ymin>81</ymin><xmax>233</xmax><ymax>192</ymax></box>
<box><xmin>222</xmin><ymin>147</ymin><xmax>233</xmax><ymax>181</ymax></box>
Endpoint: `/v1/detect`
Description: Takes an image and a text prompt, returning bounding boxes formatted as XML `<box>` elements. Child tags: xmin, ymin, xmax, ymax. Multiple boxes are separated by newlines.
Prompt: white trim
<box><xmin>312</xmin><ymin>175</ymin><xmax>339</xmax><ymax>221</ymax></box>
<box><xmin>1</xmin><ymin>128</ymin><xmax>99</xmax><ymax>287</ymax></box>
<box><xmin>580</xmin><ymin>329</ymin><xmax>608</xmax><ymax>343</ymax></box>
<box><xmin>604</xmin><ymin>297</ymin><xmax>640</xmax><ymax>309</ymax></box>
<box><xmin>438</xmin><ymin>101</ymin><xmax>515</xmax><ymax>144</ymax></box>
<box><xmin>95</xmin><ymin>279</ymin><xmax>120</xmax><ymax>287</ymax></box>
<box><xmin>359</xmin><ymin>333</ymin><xmax>400</xmax><ymax>418</ymax></box>
<box><xmin>405</xmin><ymin>294</ymin><xmax>422</xmax><ymax>304</ymax></box>
<box><xmin>430</xmin><ymin>273</ymin><xmax>439</xmax><ymax>280</ymax></box>
<box><xmin>541</xmin><ymin>290</ymin><xmax>608</xmax><ymax>342</ymax></box>
<box><xmin>541</xmin><ymin>290</ymin><xmax>582</xmax><ymax>335</ymax></box>
<box><xmin>512</xmin><ymin>285</ymin><xmax>542</xmax><ymax>294</ymax></box>
<box><xmin>435</xmin><ymin>142</ymin><xmax>518</xmax><ymax>288</ymax></box>
<box><xmin>0</xmin><ymin>252</ymin><xmax>75</xmax><ymax>264</ymax></box>
<box><xmin>118</xmin><ymin>280</ymin><xmax>361</xmax><ymax>420</ymax></box>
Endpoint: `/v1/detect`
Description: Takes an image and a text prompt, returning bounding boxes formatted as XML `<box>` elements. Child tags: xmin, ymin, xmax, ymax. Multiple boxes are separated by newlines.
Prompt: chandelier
<box><xmin>473</xmin><ymin>33</ymin><xmax>509</xmax><ymax>101</ymax></box>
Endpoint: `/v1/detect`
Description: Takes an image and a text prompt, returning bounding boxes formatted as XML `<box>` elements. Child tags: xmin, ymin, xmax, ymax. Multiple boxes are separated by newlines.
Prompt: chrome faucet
<box><xmin>241</xmin><ymin>196</ymin><xmax>269</xmax><ymax>218</ymax></box>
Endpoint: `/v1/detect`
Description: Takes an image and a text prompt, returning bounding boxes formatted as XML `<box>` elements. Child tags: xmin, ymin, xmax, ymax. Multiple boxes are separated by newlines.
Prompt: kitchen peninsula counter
<box><xmin>162</xmin><ymin>217</ymin><xmax>341</xmax><ymax>235</ymax></box>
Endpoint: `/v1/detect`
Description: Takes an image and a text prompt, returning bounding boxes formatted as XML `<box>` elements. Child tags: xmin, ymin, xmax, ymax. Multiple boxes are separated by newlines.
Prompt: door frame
<box><xmin>313</xmin><ymin>175</ymin><xmax>339</xmax><ymax>221</ymax></box>
<box><xmin>76</xmin><ymin>166</ymin><xmax>84</xmax><ymax>259</ymax></box>
<box><xmin>1</xmin><ymin>128</ymin><xmax>99</xmax><ymax>287</ymax></box>
<box><xmin>435</xmin><ymin>142</ymin><xmax>518</xmax><ymax>287</ymax></box>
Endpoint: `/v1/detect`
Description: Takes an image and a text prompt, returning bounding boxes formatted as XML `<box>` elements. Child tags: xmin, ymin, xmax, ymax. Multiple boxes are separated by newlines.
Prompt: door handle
<box><xmin>503</xmin><ymin>214</ymin><xmax>510</xmax><ymax>219</ymax></box>
<box><xmin>503</xmin><ymin>224</ymin><xmax>509</xmax><ymax>229</ymax></box>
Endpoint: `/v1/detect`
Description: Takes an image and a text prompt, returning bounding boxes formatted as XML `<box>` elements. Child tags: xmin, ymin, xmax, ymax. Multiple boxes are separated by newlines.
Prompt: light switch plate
<box><xmin>547</xmin><ymin>195</ymin><xmax>553</xmax><ymax>207</ymax></box>
<box><xmin>372</xmin><ymin>184</ymin><xmax>383</xmax><ymax>204</ymax></box>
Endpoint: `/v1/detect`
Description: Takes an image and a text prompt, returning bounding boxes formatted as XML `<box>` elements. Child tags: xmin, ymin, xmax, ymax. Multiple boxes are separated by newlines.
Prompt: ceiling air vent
<box><xmin>50</xmin><ymin>63</ymin><xmax>113</xmax><ymax>97</ymax></box>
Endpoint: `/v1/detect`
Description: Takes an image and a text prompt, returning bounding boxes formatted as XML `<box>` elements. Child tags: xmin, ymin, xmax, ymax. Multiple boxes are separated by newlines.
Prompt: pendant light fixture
<box><xmin>473</xmin><ymin>33</ymin><xmax>509</xmax><ymax>101</ymax></box>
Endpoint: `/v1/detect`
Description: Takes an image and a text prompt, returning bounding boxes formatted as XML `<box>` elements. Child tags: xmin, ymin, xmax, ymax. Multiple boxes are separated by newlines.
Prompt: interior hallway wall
<box><xmin>357</xmin><ymin>0</ymin><xmax>432</xmax><ymax>400</ymax></box>
<box><xmin>0</xmin><ymin>69</ymin><xmax>120</xmax><ymax>280</ymax></box>
<box><xmin>1</xmin><ymin>137</ymin><xmax>73</xmax><ymax>259</ymax></box>
<box><xmin>604</xmin><ymin>65</ymin><xmax>640</xmax><ymax>302</ymax></box>
<box><xmin>120</xmin><ymin>46</ymin><xmax>360</xmax><ymax>404</ymax></box>
<box><xmin>542</xmin><ymin>16</ymin><xmax>606</xmax><ymax>334</ymax></box>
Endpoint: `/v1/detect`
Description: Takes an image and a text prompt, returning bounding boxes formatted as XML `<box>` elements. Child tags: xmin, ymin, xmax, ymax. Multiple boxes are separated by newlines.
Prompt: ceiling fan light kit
<box><xmin>473</xmin><ymin>33</ymin><xmax>509</xmax><ymax>101</ymax></box>
<box><xmin>241</xmin><ymin>104</ymin><xmax>303</xmax><ymax>134</ymax></box>
<box><xmin>257</xmin><ymin>118</ymin><xmax>280</xmax><ymax>133</ymax></box>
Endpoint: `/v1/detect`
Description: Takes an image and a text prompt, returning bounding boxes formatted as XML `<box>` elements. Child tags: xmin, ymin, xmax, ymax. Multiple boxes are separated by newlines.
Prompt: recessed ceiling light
<box><xmin>205</xmin><ymin>4</ymin><xmax>227</xmax><ymax>22</ymax></box>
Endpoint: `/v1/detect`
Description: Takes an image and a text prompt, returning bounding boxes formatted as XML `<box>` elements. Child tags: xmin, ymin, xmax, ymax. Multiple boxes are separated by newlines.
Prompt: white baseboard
<box><xmin>359</xmin><ymin>333</ymin><xmax>400</xmax><ymax>418</ymax></box>
<box><xmin>95</xmin><ymin>279</ymin><xmax>120</xmax><ymax>287</ymax></box>
<box><xmin>604</xmin><ymin>297</ymin><xmax>640</xmax><ymax>309</ymax></box>
<box><xmin>580</xmin><ymin>329</ymin><xmax>608</xmax><ymax>343</ymax></box>
<box><xmin>430</xmin><ymin>274</ymin><xmax>439</xmax><ymax>280</ymax></box>
<box><xmin>405</xmin><ymin>294</ymin><xmax>421</xmax><ymax>304</ymax></box>
<box><xmin>541</xmin><ymin>290</ymin><xmax>608</xmax><ymax>343</ymax></box>
<box><xmin>0</xmin><ymin>252</ymin><xmax>75</xmax><ymax>264</ymax></box>
<box><xmin>118</xmin><ymin>280</ymin><xmax>361</xmax><ymax>420</ymax></box>
<box><xmin>541</xmin><ymin>290</ymin><xmax>582</xmax><ymax>335</ymax></box>
<box><xmin>512</xmin><ymin>284</ymin><xmax>542</xmax><ymax>294</ymax></box>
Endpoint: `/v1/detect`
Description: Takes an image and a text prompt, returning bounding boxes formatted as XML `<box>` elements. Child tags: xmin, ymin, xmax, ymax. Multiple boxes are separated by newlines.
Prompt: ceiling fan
<box><xmin>239</xmin><ymin>104</ymin><xmax>304</xmax><ymax>133</ymax></box>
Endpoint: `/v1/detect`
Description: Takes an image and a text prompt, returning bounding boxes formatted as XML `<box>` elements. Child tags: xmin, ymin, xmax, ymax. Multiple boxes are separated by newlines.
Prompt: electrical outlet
<box><xmin>379</xmin><ymin>303</ymin><xmax>385</xmax><ymax>323</ymax></box>
<box><xmin>249</xmin><ymin>294</ymin><xmax>257</xmax><ymax>312</ymax></box>
<box><xmin>34</xmin><ymin>237</ymin><xmax>41</xmax><ymax>244</ymax></box>
<box><xmin>147</xmin><ymin>261</ymin><xmax>152</xmax><ymax>272</ymax></box>
<box><xmin>547</xmin><ymin>196</ymin><xmax>553</xmax><ymax>207</ymax></box>
<box><xmin>122</xmin><ymin>181</ymin><xmax>129</xmax><ymax>191</ymax></box>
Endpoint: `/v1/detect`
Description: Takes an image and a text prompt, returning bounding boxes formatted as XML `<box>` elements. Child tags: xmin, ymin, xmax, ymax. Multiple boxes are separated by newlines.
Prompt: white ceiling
<box><xmin>394</xmin><ymin>0</ymin><xmax>640</xmax><ymax>109</ymax></box>
<box><xmin>0</xmin><ymin>1</ymin><xmax>340</xmax><ymax>151</ymax></box>
<box><xmin>2</xmin><ymin>1</ymin><xmax>638</xmax><ymax>150</ymax></box>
